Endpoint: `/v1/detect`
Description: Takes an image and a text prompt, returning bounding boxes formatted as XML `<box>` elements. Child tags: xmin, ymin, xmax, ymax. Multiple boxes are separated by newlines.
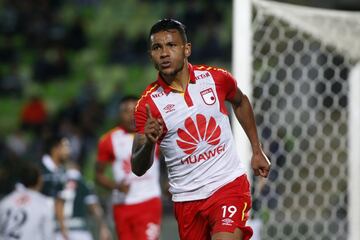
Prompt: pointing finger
<box><xmin>146</xmin><ymin>104</ymin><xmax>153</xmax><ymax>119</ymax></box>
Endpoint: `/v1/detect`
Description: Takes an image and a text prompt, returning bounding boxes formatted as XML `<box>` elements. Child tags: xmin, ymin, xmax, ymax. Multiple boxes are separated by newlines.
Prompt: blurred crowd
<box><xmin>0</xmin><ymin>0</ymin><xmax>232</xmax><ymax>197</ymax></box>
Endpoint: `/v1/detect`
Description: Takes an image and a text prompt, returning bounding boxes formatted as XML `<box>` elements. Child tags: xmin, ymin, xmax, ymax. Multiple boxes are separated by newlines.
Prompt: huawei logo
<box><xmin>176</xmin><ymin>114</ymin><xmax>221</xmax><ymax>154</ymax></box>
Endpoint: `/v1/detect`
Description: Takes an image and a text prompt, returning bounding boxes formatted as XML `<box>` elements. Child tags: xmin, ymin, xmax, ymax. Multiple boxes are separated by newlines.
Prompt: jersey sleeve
<box><xmin>81</xmin><ymin>181</ymin><xmax>99</xmax><ymax>205</ymax></box>
<box><xmin>134</xmin><ymin>97</ymin><xmax>148</xmax><ymax>134</ymax></box>
<box><xmin>211</xmin><ymin>68</ymin><xmax>238</xmax><ymax>102</ymax></box>
<box><xmin>97</xmin><ymin>133</ymin><xmax>115</xmax><ymax>163</ymax></box>
<box><xmin>134</xmin><ymin>84</ymin><xmax>161</xmax><ymax>134</ymax></box>
<box><xmin>135</xmin><ymin>93</ymin><xmax>166</xmax><ymax>141</ymax></box>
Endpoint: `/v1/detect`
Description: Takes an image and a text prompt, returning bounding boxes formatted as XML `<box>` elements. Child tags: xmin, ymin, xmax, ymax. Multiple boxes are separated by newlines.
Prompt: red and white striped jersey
<box><xmin>97</xmin><ymin>127</ymin><xmax>161</xmax><ymax>205</ymax></box>
<box><xmin>135</xmin><ymin>64</ymin><xmax>246</xmax><ymax>202</ymax></box>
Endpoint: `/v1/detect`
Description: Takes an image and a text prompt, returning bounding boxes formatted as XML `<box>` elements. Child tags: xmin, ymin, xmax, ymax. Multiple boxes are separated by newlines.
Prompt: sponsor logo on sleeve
<box><xmin>222</xmin><ymin>218</ymin><xmax>234</xmax><ymax>226</ymax></box>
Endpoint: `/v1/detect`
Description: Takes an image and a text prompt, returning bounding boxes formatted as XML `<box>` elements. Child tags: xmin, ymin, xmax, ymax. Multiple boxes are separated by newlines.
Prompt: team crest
<box><xmin>200</xmin><ymin>88</ymin><xmax>216</xmax><ymax>105</ymax></box>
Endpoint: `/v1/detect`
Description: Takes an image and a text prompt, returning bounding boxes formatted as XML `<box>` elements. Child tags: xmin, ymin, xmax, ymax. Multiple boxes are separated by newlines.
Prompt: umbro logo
<box><xmin>176</xmin><ymin>114</ymin><xmax>221</xmax><ymax>155</ymax></box>
<box><xmin>163</xmin><ymin>104</ymin><xmax>175</xmax><ymax>113</ymax></box>
<box><xmin>221</xmin><ymin>218</ymin><xmax>234</xmax><ymax>226</ymax></box>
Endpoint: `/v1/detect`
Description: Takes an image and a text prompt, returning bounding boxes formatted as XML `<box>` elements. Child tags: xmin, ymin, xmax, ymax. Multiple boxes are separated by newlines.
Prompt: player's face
<box><xmin>59</xmin><ymin>138</ymin><xmax>71</xmax><ymax>163</ymax></box>
<box><xmin>119</xmin><ymin>100</ymin><xmax>137</xmax><ymax>132</ymax></box>
<box><xmin>149</xmin><ymin>30</ymin><xmax>191</xmax><ymax>78</ymax></box>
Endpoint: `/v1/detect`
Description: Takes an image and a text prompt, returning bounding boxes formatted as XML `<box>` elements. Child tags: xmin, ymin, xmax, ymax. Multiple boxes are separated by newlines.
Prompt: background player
<box><xmin>96</xmin><ymin>96</ymin><xmax>162</xmax><ymax>240</ymax></box>
<box><xmin>0</xmin><ymin>162</ymin><xmax>55</xmax><ymax>240</ymax></box>
<box><xmin>131</xmin><ymin>19</ymin><xmax>271</xmax><ymax>240</ymax></box>
<box><xmin>39</xmin><ymin>134</ymin><xmax>70</xmax><ymax>239</ymax></box>
<box><xmin>56</xmin><ymin>162</ymin><xmax>112</xmax><ymax>240</ymax></box>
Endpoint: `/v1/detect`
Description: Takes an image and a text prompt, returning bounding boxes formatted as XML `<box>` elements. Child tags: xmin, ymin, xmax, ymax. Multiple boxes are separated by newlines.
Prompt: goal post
<box><xmin>232</xmin><ymin>0</ymin><xmax>360</xmax><ymax>239</ymax></box>
<box><xmin>232</xmin><ymin>0</ymin><xmax>252</xmax><ymax>177</ymax></box>
<box><xmin>348</xmin><ymin>63</ymin><xmax>360</xmax><ymax>240</ymax></box>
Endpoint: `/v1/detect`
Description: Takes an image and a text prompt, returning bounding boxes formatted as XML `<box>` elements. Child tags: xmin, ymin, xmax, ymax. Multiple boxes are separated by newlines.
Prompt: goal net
<box><xmin>234</xmin><ymin>1</ymin><xmax>360</xmax><ymax>239</ymax></box>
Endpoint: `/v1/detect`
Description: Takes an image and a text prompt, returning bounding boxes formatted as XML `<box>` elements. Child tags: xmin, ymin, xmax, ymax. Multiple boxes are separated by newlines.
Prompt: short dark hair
<box><xmin>120</xmin><ymin>95</ymin><xmax>139</xmax><ymax>105</ymax></box>
<box><xmin>148</xmin><ymin>19</ymin><xmax>188</xmax><ymax>45</ymax></box>
<box><xmin>44</xmin><ymin>134</ymin><xmax>65</xmax><ymax>154</ymax></box>
<box><xmin>119</xmin><ymin>95</ymin><xmax>138</xmax><ymax>112</ymax></box>
<box><xmin>19</xmin><ymin>162</ymin><xmax>41</xmax><ymax>188</ymax></box>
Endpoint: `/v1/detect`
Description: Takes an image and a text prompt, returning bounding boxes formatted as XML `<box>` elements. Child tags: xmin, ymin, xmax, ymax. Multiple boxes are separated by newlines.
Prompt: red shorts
<box><xmin>174</xmin><ymin>174</ymin><xmax>253</xmax><ymax>240</ymax></box>
<box><xmin>113</xmin><ymin>197</ymin><xmax>162</xmax><ymax>240</ymax></box>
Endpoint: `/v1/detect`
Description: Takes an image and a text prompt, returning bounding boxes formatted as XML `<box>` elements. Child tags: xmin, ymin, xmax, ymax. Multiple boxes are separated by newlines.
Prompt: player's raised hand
<box><xmin>144</xmin><ymin>104</ymin><xmax>163</xmax><ymax>143</ymax></box>
<box><xmin>251</xmin><ymin>149</ymin><xmax>271</xmax><ymax>178</ymax></box>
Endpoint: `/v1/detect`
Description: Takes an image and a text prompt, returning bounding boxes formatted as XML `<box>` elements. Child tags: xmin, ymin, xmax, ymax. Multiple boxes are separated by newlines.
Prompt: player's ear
<box><xmin>184</xmin><ymin>43</ymin><xmax>191</xmax><ymax>58</ymax></box>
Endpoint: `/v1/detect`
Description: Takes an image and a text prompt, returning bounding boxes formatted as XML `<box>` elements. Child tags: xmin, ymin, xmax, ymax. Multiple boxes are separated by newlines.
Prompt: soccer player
<box><xmin>56</xmin><ymin>162</ymin><xmax>112</xmax><ymax>240</ymax></box>
<box><xmin>96</xmin><ymin>96</ymin><xmax>162</xmax><ymax>240</ymax></box>
<box><xmin>39</xmin><ymin>134</ymin><xmax>70</xmax><ymax>239</ymax></box>
<box><xmin>131</xmin><ymin>19</ymin><xmax>271</xmax><ymax>240</ymax></box>
<box><xmin>0</xmin><ymin>162</ymin><xmax>55</xmax><ymax>240</ymax></box>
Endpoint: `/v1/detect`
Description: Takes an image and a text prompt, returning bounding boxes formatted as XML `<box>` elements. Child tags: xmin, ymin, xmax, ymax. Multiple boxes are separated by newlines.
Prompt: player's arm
<box><xmin>131</xmin><ymin>105</ymin><xmax>162</xmax><ymax>176</ymax></box>
<box><xmin>131</xmin><ymin>133</ymin><xmax>156</xmax><ymax>176</ymax></box>
<box><xmin>230</xmin><ymin>88</ymin><xmax>271</xmax><ymax>177</ymax></box>
<box><xmin>88</xmin><ymin>203</ymin><xmax>112</xmax><ymax>240</ymax></box>
<box><xmin>95</xmin><ymin>162</ymin><xmax>129</xmax><ymax>193</ymax></box>
<box><xmin>55</xmin><ymin>198</ymin><xmax>69</xmax><ymax>240</ymax></box>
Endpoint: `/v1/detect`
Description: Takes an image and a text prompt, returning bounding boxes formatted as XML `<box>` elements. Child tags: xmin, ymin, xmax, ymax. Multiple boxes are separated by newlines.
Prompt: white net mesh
<box><xmin>251</xmin><ymin>1</ymin><xmax>360</xmax><ymax>239</ymax></box>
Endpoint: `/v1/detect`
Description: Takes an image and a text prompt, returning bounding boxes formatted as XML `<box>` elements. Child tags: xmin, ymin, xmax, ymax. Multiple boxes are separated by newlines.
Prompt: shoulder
<box><xmin>193</xmin><ymin>65</ymin><xmax>231</xmax><ymax>75</ymax></box>
<box><xmin>98</xmin><ymin>127</ymin><xmax>119</xmax><ymax>144</ymax></box>
<box><xmin>135</xmin><ymin>81</ymin><xmax>161</xmax><ymax>112</ymax></box>
<box><xmin>192</xmin><ymin>65</ymin><xmax>234</xmax><ymax>83</ymax></box>
<box><xmin>0</xmin><ymin>193</ymin><xmax>13</xmax><ymax>206</ymax></box>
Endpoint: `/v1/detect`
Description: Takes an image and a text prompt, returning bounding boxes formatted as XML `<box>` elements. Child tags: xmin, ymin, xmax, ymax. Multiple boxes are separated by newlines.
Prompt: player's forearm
<box><xmin>95</xmin><ymin>174</ymin><xmax>117</xmax><ymax>190</ymax></box>
<box><xmin>89</xmin><ymin>203</ymin><xmax>105</xmax><ymax>225</ymax></box>
<box><xmin>89</xmin><ymin>204</ymin><xmax>111</xmax><ymax>239</ymax></box>
<box><xmin>233</xmin><ymin>94</ymin><xmax>262</xmax><ymax>153</ymax></box>
<box><xmin>131</xmin><ymin>139</ymin><xmax>155</xmax><ymax>176</ymax></box>
<box><xmin>55</xmin><ymin>199</ymin><xmax>68</xmax><ymax>239</ymax></box>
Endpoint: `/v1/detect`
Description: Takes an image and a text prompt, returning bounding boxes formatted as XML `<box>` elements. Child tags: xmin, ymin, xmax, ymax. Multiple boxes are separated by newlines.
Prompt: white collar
<box><xmin>42</xmin><ymin>154</ymin><xmax>58</xmax><ymax>172</ymax></box>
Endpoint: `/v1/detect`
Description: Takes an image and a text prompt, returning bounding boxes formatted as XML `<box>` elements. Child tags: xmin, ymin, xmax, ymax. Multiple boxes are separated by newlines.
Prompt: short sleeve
<box><xmin>218</xmin><ymin>70</ymin><xmax>238</xmax><ymax>101</ymax></box>
<box><xmin>82</xmin><ymin>181</ymin><xmax>99</xmax><ymax>205</ymax></box>
<box><xmin>97</xmin><ymin>133</ymin><xmax>115</xmax><ymax>163</ymax></box>
<box><xmin>210</xmin><ymin>68</ymin><xmax>238</xmax><ymax>115</ymax></box>
<box><xmin>134</xmin><ymin>98</ymin><xmax>148</xmax><ymax>133</ymax></box>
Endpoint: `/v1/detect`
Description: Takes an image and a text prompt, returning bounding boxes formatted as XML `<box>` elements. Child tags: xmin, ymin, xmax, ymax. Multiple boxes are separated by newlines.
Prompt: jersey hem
<box><xmin>171</xmin><ymin>171</ymin><xmax>246</xmax><ymax>202</ymax></box>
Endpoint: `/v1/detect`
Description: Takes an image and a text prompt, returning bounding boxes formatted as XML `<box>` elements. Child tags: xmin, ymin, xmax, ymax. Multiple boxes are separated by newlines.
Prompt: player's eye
<box><xmin>152</xmin><ymin>45</ymin><xmax>161</xmax><ymax>51</ymax></box>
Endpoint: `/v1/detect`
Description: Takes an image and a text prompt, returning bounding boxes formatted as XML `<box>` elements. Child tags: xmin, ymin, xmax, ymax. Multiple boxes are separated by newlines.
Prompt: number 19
<box><xmin>221</xmin><ymin>205</ymin><xmax>237</xmax><ymax>218</ymax></box>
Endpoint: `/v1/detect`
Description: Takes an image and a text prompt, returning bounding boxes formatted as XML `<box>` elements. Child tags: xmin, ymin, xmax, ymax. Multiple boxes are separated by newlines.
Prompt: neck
<box><xmin>162</xmin><ymin>61</ymin><xmax>189</xmax><ymax>92</ymax></box>
<box><xmin>52</xmin><ymin>155</ymin><xmax>61</xmax><ymax>167</ymax></box>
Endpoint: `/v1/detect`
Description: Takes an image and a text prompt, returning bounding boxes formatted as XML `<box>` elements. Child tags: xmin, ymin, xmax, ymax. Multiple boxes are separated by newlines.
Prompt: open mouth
<box><xmin>160</xmin><ymin>61</ymin><xmax>171</xmax><ymax>68</ymax></box>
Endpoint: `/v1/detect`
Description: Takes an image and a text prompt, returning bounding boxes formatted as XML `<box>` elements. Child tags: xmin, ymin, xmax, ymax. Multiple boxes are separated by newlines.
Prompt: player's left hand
<box><xmin>251</xmin><ymin>149</ymin><xmax>271</xmax><ymax>178</ymax></box>
<box><xmin>99</xmin><ymin>223</ymin><xmax>113</xmax><ymax>240</ymax></box>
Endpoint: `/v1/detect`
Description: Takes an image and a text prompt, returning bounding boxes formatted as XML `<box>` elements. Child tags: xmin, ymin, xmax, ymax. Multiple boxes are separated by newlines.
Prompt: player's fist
<box><xmin>251</xmin><ymin>149</ymin><xmax>271</xmax><ymax>178</ymax></box>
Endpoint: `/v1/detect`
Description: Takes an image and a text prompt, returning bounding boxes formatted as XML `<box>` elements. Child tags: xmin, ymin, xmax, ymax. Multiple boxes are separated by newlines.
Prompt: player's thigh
<box><xmin>113</xmin><ymin>204</ymin><xmax>133</xmax><ymax>240</ymax></box>
<box><xmin>174</xmin><ymin>201</ymin><xmax>211</xmax><ymax>240</ymax></box>
<box><xmin>208</xmin><ymin>196</ymin><xmax>253</xmax><ymax>239</ymax></box>
<box><xmin>133</xmin><ymin>199</ymin><xmax>162</xmax><ymax>240</ymax></box>
<box><xmin>211</xmin><ymin>228</ymin><xmax>242</xmax><ymax>240</ymax></box>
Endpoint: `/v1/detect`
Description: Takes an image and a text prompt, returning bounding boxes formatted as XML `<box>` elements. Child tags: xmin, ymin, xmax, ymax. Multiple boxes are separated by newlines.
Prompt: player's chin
<box><xmin>160</xmin><ymin>68</ymin><xmax>176</xmax><ymax>76</ymax></box>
